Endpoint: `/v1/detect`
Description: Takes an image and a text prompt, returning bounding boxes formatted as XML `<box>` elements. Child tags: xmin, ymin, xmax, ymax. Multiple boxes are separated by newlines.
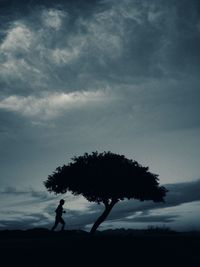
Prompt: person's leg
<box><xmin>60</xmin><ymin>217</ymin><xmax>65</xmax><ymax>231</ymax></box>
<box><xmin>51</xmin><ymin>218</ymin><xmax>59</xmax><ymax>231</ymax></box>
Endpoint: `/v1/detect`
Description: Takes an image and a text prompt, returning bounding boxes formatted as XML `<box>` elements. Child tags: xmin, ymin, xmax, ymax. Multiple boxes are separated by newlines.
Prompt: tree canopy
<box><xmin>44</xmin><ymin>151</ymin><xmax>168</xmax><ymax>233</ymax></box>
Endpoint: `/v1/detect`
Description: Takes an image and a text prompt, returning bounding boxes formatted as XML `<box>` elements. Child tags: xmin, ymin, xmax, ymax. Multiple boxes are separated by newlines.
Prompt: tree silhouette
<box><xmin>44</xmin><ymin>151</ymin><xmax>168</xmax><ymax>234</ymax></box>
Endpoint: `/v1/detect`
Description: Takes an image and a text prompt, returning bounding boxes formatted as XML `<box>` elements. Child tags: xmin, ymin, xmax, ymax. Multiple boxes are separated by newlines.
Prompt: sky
<box><xmin>0</xmin><ymin>0</ymin><xmax>200</xmax><ymax>232</ymax></box>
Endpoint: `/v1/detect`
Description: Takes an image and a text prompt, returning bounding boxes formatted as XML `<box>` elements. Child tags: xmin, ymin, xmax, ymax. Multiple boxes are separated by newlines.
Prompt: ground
<box><xmin>0</xmin><ymin>229</ymin><xmax>200</xmax><ymax>266</ymax></box>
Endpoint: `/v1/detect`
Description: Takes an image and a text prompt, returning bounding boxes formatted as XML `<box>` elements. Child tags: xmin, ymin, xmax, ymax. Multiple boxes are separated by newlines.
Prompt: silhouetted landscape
<box><xmin>45</xmin><ymin>151</ymin><xmax>168</xmax><ymax>235</ymax></box>
<box><xmin>1</xmin><ymin>228</ymin><xmax>200</xmax><ymax>266</ymax></box>
<box><xmin>1</xmin><ymin>1</ymin><xmax>200</xmax><ymax>266</ymax></box>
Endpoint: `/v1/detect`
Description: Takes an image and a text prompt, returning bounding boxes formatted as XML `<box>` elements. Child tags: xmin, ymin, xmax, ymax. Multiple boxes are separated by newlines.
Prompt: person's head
<box><xmin>60</xmin><ymin>199</ymin><xmax>65</xmax><ymax>205</ymax></box>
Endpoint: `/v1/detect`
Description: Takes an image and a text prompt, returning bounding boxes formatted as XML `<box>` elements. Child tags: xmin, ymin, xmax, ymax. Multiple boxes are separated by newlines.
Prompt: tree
<box><xmin>44</xmin><ymin>151</ymin><xmax>168</xmax><ymax>234</ymax></box>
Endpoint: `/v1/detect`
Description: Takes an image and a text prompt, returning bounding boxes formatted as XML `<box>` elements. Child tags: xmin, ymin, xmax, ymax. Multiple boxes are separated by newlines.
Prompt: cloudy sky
<box><xmin>0</xmin><ymin>0</ymin><xmax>200</xmax><ymax>231</ymax></box>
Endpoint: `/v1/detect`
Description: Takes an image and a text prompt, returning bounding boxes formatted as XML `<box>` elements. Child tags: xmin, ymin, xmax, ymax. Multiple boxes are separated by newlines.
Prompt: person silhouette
<box><xmin>51</xmin><ymin>199</ymin><xmax>66</xmax><ymax>231</ymax></box>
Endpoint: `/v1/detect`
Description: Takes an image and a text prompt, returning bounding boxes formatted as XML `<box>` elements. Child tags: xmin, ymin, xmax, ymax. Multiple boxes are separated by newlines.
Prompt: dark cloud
<box><xmin>0</xmin><ymin>186</ymin><xmax>54</xmax><ymax>201</ymax></box>
<box><xmin>1</xmin><ymin>0</ymin><xmax>200</xmax><ymax>95</ymax></box>
<box><xmin>119</xmin><ymin>214</ymin><xmax>178</xmax><ymax>223</ymax></box>
<box><xmin>1</xmin><ymin>0</ymin><xmax>200</xmax><ymax>127</ymax></box>
<box><xmin>164</xmin><ymin>180</ymin><xmax>200</xmax><ymax>206</ymax></box>
<box><xmin>0</xmin><ymin>211</ymin><xmax>51</xmax><ymax>230</ymax></box>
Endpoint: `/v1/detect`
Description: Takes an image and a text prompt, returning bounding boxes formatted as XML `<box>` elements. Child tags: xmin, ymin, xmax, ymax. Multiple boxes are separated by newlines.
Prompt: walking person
<box><xmin>51</xmin><ymin>199</ymin><xmax>66</xmax><ymax>231</ymax></box>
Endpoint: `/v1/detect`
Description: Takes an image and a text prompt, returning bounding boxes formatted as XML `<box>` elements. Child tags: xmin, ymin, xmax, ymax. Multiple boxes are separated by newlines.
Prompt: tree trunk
<box><xmin>90</xmin><ymin>199</ymin><xmax>118</xmax><ymax>235</ymax></box>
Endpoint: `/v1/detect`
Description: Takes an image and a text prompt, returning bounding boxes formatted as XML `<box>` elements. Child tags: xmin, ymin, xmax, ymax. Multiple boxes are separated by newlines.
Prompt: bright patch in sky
<box><xmin>0</xmin><ymin>90</ymin><xmax>110</xmax><ymax>119</ymax></box>
<box><xmin>1</xmin><ymin>22</ymin><xmax>32</xmax><ymax>52</ymax></box>
<box><xmin>42</xmin><ymin>9</ymin><xmax>67</xmax><ymax>30</ymax></box>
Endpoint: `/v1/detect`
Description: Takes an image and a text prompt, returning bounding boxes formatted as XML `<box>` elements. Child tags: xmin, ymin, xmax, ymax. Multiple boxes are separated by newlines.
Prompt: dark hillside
<box><xmin>0</xmin><ymin>229</ymin><xmax>200</xmax><ymax>266</ymax></box>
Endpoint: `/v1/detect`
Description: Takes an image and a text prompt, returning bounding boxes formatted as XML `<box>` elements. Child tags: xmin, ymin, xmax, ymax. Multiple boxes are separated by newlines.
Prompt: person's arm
<box><xmin>62</xmin><ymin>207</ymin><xmax>66</xmax><ymax>213</ymax></box>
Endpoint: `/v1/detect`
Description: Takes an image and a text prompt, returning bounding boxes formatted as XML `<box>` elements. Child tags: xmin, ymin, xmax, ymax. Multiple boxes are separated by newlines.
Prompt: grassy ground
<box><xmin>0</xmin><ymin>229</ymin><xmax>200</xmax><ymax>266</ymax></box>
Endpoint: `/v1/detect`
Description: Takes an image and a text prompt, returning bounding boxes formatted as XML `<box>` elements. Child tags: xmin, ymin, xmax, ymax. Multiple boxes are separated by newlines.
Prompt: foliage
<box><xmin>44</xmin><ymin>151</ymin><xmax>167</xmax><ymax>203</ymax></box>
